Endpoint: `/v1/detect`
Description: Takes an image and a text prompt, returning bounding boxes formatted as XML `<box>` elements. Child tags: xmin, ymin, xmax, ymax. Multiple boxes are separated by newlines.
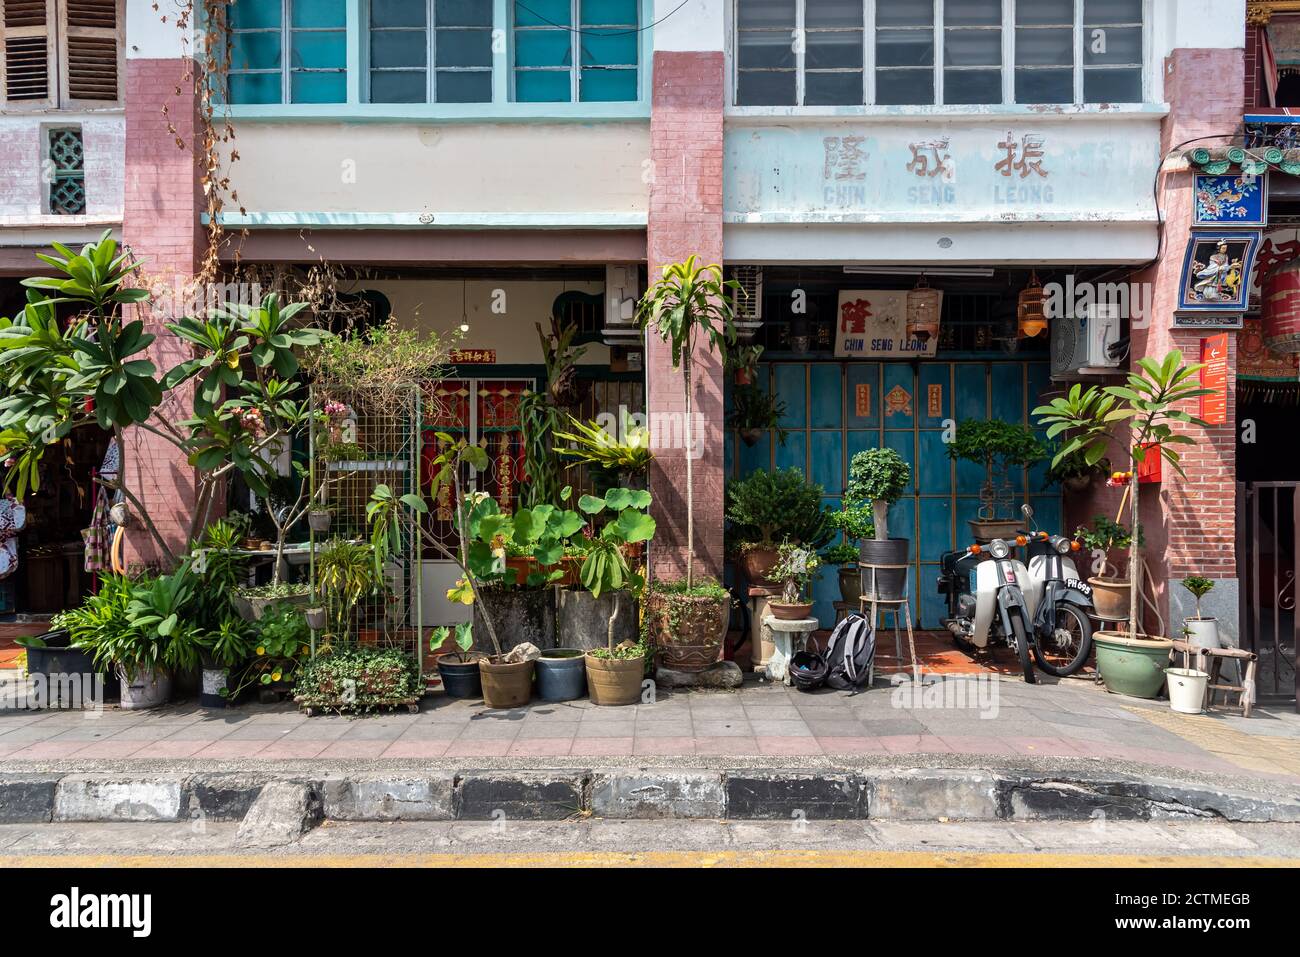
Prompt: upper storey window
<box><xmin>0</xmin><ymin>0</ymin><xmax>123</xmax><ymax>108</ymax></box>
<box><xmin>228</xmin><ymin>0</ymin><xmax>347</xmax><ymax>104</ymax></box>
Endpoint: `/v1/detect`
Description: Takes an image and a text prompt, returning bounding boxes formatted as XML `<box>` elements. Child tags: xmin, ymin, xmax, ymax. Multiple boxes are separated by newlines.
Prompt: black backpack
<box><xmin>823</xmin><ymin>613</ymin><xmax>876</xmax><ymax>693</ymax></box>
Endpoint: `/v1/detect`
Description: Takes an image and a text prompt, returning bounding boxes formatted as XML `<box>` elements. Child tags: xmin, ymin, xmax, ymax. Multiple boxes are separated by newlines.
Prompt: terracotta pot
<box><xmin>584</xmin><ymin>652</ymin><xmax>644</xmax><ymax>706</ymax></box>
<box><xmin>479</xmin><ymin>657</ymin><xmax>534</xmax><ymax>709</ymax></box>
<box><xmin>645</xmin><ymin>590</ymin><xmax>729</xmax><ymax>672</ymax></box>
<box><xmin>769</xmin><ymin>601</ymin><xmax>814</xmax><ymax>620</ymax></box>
<box><xmin>1089</xmin><ymin>576</ymin><xmax>1131</xmax><ymax>620</ymax></box>
<box><xmin>738</xmin><ymin>547</ymin><xmax>780</xmax><ymax>586</ymax></box>
<box><xmin>505</xmin><ymin>556</ymin><xmax>535</xmax><ymax>586</ymax></box>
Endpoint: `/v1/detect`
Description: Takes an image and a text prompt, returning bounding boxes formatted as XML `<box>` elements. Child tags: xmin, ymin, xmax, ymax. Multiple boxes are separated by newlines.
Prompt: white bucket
<box><xmin>118</xmin><ymin>667</ymin><xmax>172</xmax><ymax>710</ymax></box>
<box><xmin>1165</xmin><ymin>667</ymin><xmax>1209</xmax><ymax>714</ymax></box>
<box><xmin>1183</xmin><ymin>618</ymin><xmax>1221</xmax><ymax>650</ymax></box>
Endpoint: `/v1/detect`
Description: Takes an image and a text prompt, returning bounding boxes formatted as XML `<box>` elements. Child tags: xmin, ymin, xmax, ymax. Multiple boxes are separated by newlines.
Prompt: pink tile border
<box><xmin>756</xmin><ymin>736</ymin><xmax>824</xmax><ymax>756</ymax></box>
<box><xmin>507</xmin><ymin>738</ymin><xmax>574</xmax><ymax>757</ymax></box>
<box><xmin>381</xmin><ymin>739</ymin><xmax>453</xmax><ymax>758</ymax></box>
<box><xmin>634</xmin><ymin>736</ymin><xmax>697</xmax><ymax>756</ymax></box>
<box><xmin>567</xmin><ymin>737</ymin><xmax>634</xmax><ymax>757</ymax></box>
<box><xmin>443</xmin><ymin>740</ymin><xmax>513</xmax><ymax>758</ymax></box>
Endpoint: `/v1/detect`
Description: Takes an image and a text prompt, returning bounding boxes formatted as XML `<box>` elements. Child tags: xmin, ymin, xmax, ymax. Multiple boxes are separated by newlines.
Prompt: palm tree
<box><xmin>636</xmin><ymin>257</ymin><xmax>739</xmax><ymax>588</ymax></box>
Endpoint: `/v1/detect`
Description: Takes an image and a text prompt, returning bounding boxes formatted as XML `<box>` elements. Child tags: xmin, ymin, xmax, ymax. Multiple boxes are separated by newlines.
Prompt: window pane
<box><xmin>877</xmin><ymin>0</ymin><xmax>932</xmax><ymax>27</ymax></box>
<box><xmin>580</xmin><ymin>67</ymin><xmax>637</xmax><ymax>100</ymax></box>
<box><xmin>439</xmin><ymin>29</ymin><xmax>494</xmax><ymax>67</ymax></box>
<box><xmin>580</xmin><ymin>31</ymin><xmax>638</xmax><ymax>66</ymax></box>
<box><xmin>944</xmin><ymin>0</ymin><xmax>1000</xmax><ymax>27</ymax></box>
<box><xmin>515</xmin><ymin>30</ymin><xmax>572</xmax><ymax>67</ymax></box>
<box><xmin>229</xmin><ymin>72</ymin><xmax>281</xmax><ymax>103</ymax></box>
<box><xmin>1016</xmin><ymin>67</ymin><xmax>1073</xmax><ymax>103</ymax></box>
<box><xmin>291</xmin><ymin>70</ymin><xmax>346</xmax><ymax>102</ymax></box>
<box><xmin>229</xmin><ymin>0</ymin><xmax>281</xmax><ymax>31</ymax></box>
<box><xmin>515</xmin><ymin>0</ymin><xmax>570</xmax><ymax>26</ymax></box>
<box><xmin>944</xmin><ymin>31</ymin><xmax>1000</xmax><ymax>66</ymax></box>
<box><xmin>372</xmin><ymin>30</ymin><xmax>428</xmax><ymax>68</ymax></box>
<box><xmin>804</xmin><ymin>0</ymin><xmax>861</xmax><ymax>29</ymax></box>
<box><xmin>1016</xmin><ymin>27</ymin><xmax>1072</xmax><ymax>65</ymax></box>
<box><xmin>292</xmin><ymin>30</ymin><xmax>346</xmax><ymax>69</ymax></box>
<box><xmin>876</xmin><ymin>68</ymin><xmax>932</xmax><ymax>104</ymax></box>
<box><xmin>372</xmin><ymin>0</ymin><xmax>426</xmax><ymax>28</ymax></box>
<box><xmin>1016</xmin><ymin>0</ymin><xmax>1073</xmax><ymax>25</ymax></box>
<box><xmin>292</xmin><ymin>0</ymin><xmax>346</xmax><ymax>29</ymax></box>
<box><xmin>514</xmin><ymin>69</ymin><xmax>571</xmax><ymax>100</ymax></box>
<box><xmin>944</xmin><ymin>67</ymin><xmax>999</xmax><ymax>103</ymax></box>
<box><xmin>876</xmin><ymin>29</ymin><xmax>933</xmax><ymax>67</ymax></box>
<box><xmin>371</xmin><ymin>69</ymin><xmax>427</xmax><ymax>101</ymax></box>
<box><xmin>232</xmin><ymin>31</ymin><xmax>282</xmax><ymax>71</ymax></box>
<box><xmin>807</xmin><ymin>31</ymin><xmax>863</xmax><ymax>69</ymax></box>
<box><xmin>439</xmin><ymin>0</ymin><xmax>493</xmax><ymax>27</ymax></box>
<box><xmin>736</xmin><ymin>70</ymin><xmax>796</xmax><ymax>105</ymax></box>
<box><xmin>581</xmin><ymin>0</ymin><xmax>637</xmax><ymax>25</ymax></box>
<box><xmin>1084</xmin><ymin>26</ymin><xmax>1142</xmax><ymax>64</ymax></box>
<box><xmin>738</xmin><ymin>31</ymin><xmax>795</xmax><ymax>69</ymax></box>
<box><xmin>806</xmin><ymin>70</ymin><xmax>862</xmax><ymax>104</ymax></box>
<box><xmin>437</xmin><ymin>69</ymin><xmax>493</xmax><ymax>101</ymax></box>
<box><xmin>738</xmin><ymin>0</ymin><xmax>796</xmax><ymax>30</ymax></box>
<box><xmin>1084</xmin><ymin>67</ymin><xmax>1141</xmax><ymax>101</ymax></box>
<box><xmin>1084</xmin><ymin>0</ymin><xmax>1142</xmax><ymax>25</ymax></box>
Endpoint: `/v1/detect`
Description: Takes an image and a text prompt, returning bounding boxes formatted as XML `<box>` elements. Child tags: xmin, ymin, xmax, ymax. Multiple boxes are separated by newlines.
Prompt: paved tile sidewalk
<box><xmin>2</xmin><ymin>672</ymin><xmax>1298</xmax><ymax>784</ymax></box>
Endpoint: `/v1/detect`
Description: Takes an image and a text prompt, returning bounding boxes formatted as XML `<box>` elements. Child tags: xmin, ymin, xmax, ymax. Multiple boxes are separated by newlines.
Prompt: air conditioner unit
<box><xmin>725</xmin><ymin>265</ymin><xmax>763</xmax><ymax>337</ymax></box>
<box><xmin>1050</xmin><ymin>304</ymin><xmax>1123</xmax><ymax>380</ymax></box>
<box><xmin>602</xmin><ymin>264</ymin><xmax>641</xmax><ymax>344</ymax></box>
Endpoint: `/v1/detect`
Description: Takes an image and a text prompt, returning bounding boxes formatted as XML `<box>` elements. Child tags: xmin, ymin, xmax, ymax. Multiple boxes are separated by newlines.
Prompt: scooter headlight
<box><xmin>989</xmin><ymin>539</ymin><xmax>1011</xmax><ymax>559</ymax></box>
<box><xmin>1053</xmin><ymin>536</ymin><xmax>1071</xmax><ymax>555</ymax></box>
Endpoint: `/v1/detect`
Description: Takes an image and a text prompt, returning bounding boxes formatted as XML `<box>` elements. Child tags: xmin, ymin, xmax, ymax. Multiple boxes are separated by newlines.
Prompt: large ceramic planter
<box><xmin>479</xmin><ymin>658</ymin><xmax>534</xmax><ymax>709</ymax></box>
<box><xmin>738</xmin><ymin>547</ymin><xmax>780</xmax><ymax>587</ymax></box>
<box><xmin>1184</xmin><ymin>618</ymin><xmax>1221</xmax><ymax>650</ymax></box>
<box><xmin>436</xmin><ymin>655</ymin><xmax>482</xmax><ymax>699</ymax></box>
<box><xmin>1089</xmin><ymin>577</ymin><xmax>1131</xmax><ymax>620</ymax></box>
<box><xmin>645</xmin><ymin>591</ymin><xmax>729</xmax><ymax>672</ymax></box>
<box><xmin>585</xmin><ymin>653</ymin><xmax>644</xmax><ymax>706</ymax></box>
<box><xmin>859</xmin><ymin>538</ymin><xmax>909</xmax><ymax>602</ymax></box>
<box><xmin>1094</xmin><ymin>631</ymin><xmax>1173</xmax><ymax>699</ymax></box>
<box><xmin>118</xmin><ymin>666</ymin><xmax>172</xmax><ymax>710</ymax></box>
<box><xmin>474</xmin><ymin>588</ymin><xmax>556</xmax><ymax>653</ymax></box>
<box><xmin>556</xmin><ymin>588</ymin><xmax>638</xmax><ymax>651</ymax></box>
<box><xmin>837</xmin><ymin>566</ymin><xmax>861</xmax><ymax>604</ymax></box>
<box><xmin>536</xmin><ymin>649</ymin><xmax>586</xmax><ymax>702</ymax></box>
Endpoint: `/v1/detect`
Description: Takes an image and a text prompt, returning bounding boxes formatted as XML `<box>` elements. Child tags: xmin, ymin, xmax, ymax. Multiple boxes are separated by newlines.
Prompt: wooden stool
<box><xmin>859</xmin><ymin>562</ymin><xmax>920</xmax><ymax>683</ymax></box>
<box><xmin>1171</xmin><ymin>640</ymin><xmax>1259</xmax><ymax>718</ymax></box>
<box><xmin>832</xmin><ymin>601</ymin><xmax>852</xmax><ymax>626</ymax></box>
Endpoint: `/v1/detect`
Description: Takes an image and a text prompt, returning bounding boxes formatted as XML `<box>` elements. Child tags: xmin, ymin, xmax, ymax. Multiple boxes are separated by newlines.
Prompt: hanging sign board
<box><xmin>835</xmin><ymin>290</ymin><xmax>940</xmax><ymax>359</ymax></box>
<box><xmin>450</xmin><ymin>349</ymin><xmax>496</xmax><ymax>364</ymax></box>
<box><xmin>1200</xmin><ymin>333</ymin><xmax>1228</xmax><ymax>425</ymax></box>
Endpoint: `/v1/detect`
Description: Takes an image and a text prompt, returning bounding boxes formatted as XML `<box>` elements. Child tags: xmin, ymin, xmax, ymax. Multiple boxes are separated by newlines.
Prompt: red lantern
<box><xmin>1262</xmin><ymin>257</ymin><xmax>1300</xmax><ymax>353</ymax></box>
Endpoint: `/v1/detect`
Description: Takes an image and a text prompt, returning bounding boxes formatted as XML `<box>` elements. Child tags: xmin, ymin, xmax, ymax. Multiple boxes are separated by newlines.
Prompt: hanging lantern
<box><xmin>1263</xmin><ymin>257</ymin><xmax>1300</xmax><ymax>353</ymax></box>
<box><xmin>906</xmin><ymin>275</ymin><xmax>941</xmax><ymax>342</ymax></box>
<box><xmin>1017</xmin><ymin>270</ymin><xmax>1047</xmax><ymax>339</ymax></box>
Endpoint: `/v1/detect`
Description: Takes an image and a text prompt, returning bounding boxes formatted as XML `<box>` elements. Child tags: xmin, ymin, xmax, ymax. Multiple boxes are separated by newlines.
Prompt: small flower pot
<box><xmin>535</xmin><ymin>649</ymin><xmax>587</xmax><ymax>702</ymax></box>
<box><xmin>739</xmin><ymin>427</ymin><xmax>763</xmax><ymax>447</ymax></box>
<box><xmin>479</xmin><ymin>657</ymin><xmax>534</xmax><ymax>709</ymax></box>
<box><xmin>1166</xmin><ymin>667</ymin><xmax>1209</xmax><ymax>714</ymax></box>
<box><xmin>305</xmin><ymin>607</ymin><xmax>327</xmax><ymax>631</ymax></box>
<box><xmin>1183</xmin><ymin>617</ymin><xmax>1220</xmax><ymax>650</ymax></box>
<box><xmin>738</xmin><ymin>546</ymin><xmax>780</xmax><ymax>586</ymax></box>
<box><xmin>769</xmin><ymin>601</ymin><xmax>814</xmax><ymax>621</ymax></box>
<box><xmin>1089</xmin><ymin>577</ymin><xmax>1131</xmax><ymax>621</ymax></box>
<box><xmin>436</xmin><ymin>655</ymin><xmax>482</xmax><ymax>699</ymax></box>
<box><xmin>307</xmin><ymin>509</ymin><xmax>332</xmax><ymax>533</ymax></box>
<box><xmin>584</xmin><ymin>652</ymin><xmax>644</xmax><ymax>706</ymax></box>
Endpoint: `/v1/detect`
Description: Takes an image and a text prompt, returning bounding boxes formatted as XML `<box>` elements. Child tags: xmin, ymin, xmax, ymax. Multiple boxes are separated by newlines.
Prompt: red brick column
<box><xmin>121</xmin><ymin>57</ymin><xmax>204</xmax><ymax>567</ymax></box>
<box><xmin>645</xmin><ymin>50</ymin><xmax>726</xmax><ymax>584</ymax></box>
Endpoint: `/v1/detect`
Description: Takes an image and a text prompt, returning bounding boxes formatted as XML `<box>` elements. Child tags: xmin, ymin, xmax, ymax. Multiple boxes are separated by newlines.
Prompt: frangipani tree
<box><xmin>636</xmin><ymin>256</ymin><xmax>739</xmax><ymax>588</ymax></box>
<box><xmin>1033</xmin><ymin>350</ymin><xmax>1212</xmax><ymax>637</ymax></box>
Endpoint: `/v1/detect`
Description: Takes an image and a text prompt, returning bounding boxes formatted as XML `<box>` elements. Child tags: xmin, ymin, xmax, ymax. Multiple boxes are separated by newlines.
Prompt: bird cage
<box><xmin>309</xmin><ymin>382</ymin><xmax>423</xmax><ymax>670</ymax></box>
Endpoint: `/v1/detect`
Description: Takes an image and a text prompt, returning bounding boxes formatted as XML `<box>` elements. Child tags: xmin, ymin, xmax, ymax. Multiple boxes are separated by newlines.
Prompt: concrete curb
<box><xmin>4</xmin><ymin>768</ymin><xmax>1296</xmax><ymax>826</ymax></box>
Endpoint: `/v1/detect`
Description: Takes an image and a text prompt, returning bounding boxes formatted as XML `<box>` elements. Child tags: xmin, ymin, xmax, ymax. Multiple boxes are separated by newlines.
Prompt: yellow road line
<box><xmin>4</xmin><ymin>851</ymin><xmax>1296</xmax><ymax>868</ymax></box>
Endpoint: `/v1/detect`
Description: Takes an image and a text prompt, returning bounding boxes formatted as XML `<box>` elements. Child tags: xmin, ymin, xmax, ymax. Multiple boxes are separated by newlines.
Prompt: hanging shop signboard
<box><xmin>1200</xmin><ymin>333</ymin><xmax>1229</xmax><ymax>426</ymax></box>
<box><xmin>449</xmin><ymin>349</ymin><xmax>497</xmax><ymax>364</ymax></box>
<box><xmin>835</xmin><ymin>290</ymin><xmax>941</xmax><ymax>359</ymax></box>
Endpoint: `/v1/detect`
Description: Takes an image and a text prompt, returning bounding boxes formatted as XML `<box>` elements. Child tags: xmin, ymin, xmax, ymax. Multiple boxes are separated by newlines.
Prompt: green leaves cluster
<box><xmin>575</xmin><ymin>487</ymin><xmax>656</xmax><ymax>597</ymax></box>
<box><xmin>846</xmin><ymin>448</ymin><xmax>911</xmax><ymax>508</ymax></box>
<box><xmin>554</xmin><ymin>412</ymin><xmax>654</xmax><ymax>475</ymax></box>
<box><xmin>945</xmin><ymin>420</ymin><xmax>1048</xmax><ymax>471</ymax></box>
<box><xmin>725</xmin><ymin>467</ymin><xmax>832</xmax><ymax>549</ymax></box>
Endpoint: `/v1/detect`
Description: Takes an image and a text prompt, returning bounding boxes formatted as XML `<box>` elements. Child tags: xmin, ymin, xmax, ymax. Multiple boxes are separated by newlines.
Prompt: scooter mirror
<box><xmin>1020</xmin><ymin>504</ymin><xmax>1034</xmax><ymax>519</ymax></box>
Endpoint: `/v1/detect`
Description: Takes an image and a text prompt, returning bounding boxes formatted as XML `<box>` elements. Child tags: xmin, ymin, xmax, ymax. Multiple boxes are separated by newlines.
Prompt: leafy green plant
<box><xmin>554</xmin><ymin>412</ymin><xmax>654</xmax><ymax>477</ymax></box>
<box><xmin>822</xmin><ymin>542</ymin><xmax>860</xmax><ymax>566</ymax></box>
<box><xmin>770</xmin><ymin>541</ymin><xmax>821</xmax><ymax>604</ymax></box>
<box><xmin>430</xmin><ymin>621</ymin><xmax>476</xmax><ymax>663</ymax></box>
<box><xmin>828</xmin><ymin>501</ymin><xmax>874</xmax><ymax>542</ymax></box>
<box><xmin>1074</xmin><ymin>515</ymin><xmax>1143</xmax><ymax>557</ymax></box>
<box><xmin>61</xmin><ymin>574</ymin><xmax>148</xmax><ymax>679</ymax></box>
<box><xmin>301</xmin><ymin>317</ymin><xmax>454</xmax><ymax>385</ymax></box>
<box><xmin>575</xmin><ymin>488</ymin><xmax>656</xmax><ymax>598</ymax></box>
<box><xmin>203</xmin><ymin>616</ymin><xmax>255</xmax><ymax>670</ymax></box>
<box><xmin>224</xmin><ymin>602</ymin><xmax>312</xmax><ymax>700</ymax></box>
<box><xmin>518</xmin><ymin>318</ymin><xmax>587</xmax><ymax>509</ymax></box>
<box><xmin>637</xmin><ymin>255</ymin><xmax>740</xmax><ymax>588</ymax></box>
<box><xmin>946</xmin><ymin>420</ymin><xmax>1049</xmax><ymax>520</ymax></box>
<box><xmin>724</xmin><ymin>342</ymin><xmax>764</xmax><ymax>381</ymax></box>
<box><xmin>293</xmin><ymin>646</ymin><xmax>421</xmax><ymax>715</ymax></box>
<box><xmin>1181</xmin><ymin>576</ymin><xmax>1214</xmax><ymax>619</ymax></box>
<box><xmin>725</xmin><ymin>467</ymin><xmax>832</xmax><ymax>550</ymax></box>
<box><xmin>589</xmin><ymin>640</ymin><xmax>649</xmax><ymax>661</ymax></box>
<box><xmin>846</xmin><ymin>449</ymin><xmax>911</xmax><ymax>541</ymax></box>
<box><xmin>727</xmin><ymin>384</ymin><xmax>789</xmax><ymax>445</ymax></box>
<box><xmin>1045</xmin><ymin>446</ymin><xmax>1110</xmax><ymax>486</ymax></box>
<box><xmin>315</xmin><ymin>538</ymin><xmax>377</xmax><ymax>640</ymax></box>
<box><xmin>237</xmin><ymin>582</ymin><xmax>311</xmax><ymax>600</ymax></box>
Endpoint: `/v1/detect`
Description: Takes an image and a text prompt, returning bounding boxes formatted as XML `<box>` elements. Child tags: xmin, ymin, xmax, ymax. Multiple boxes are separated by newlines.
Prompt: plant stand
<box><xmin>747</xmin><ymin>588</ymin><xmax>780</xmax><ymax>671</ymax></box>
<box><xmin>1171</xmin><ymin>640</ymin><xmax>1259</xmax><ymax>718</ymax></box>
<box><xmin>860</xmin><ymin>564</ymin><xmax>921</xmax><ymax>683</ymax></box>
<box><xmin>761</xmin><ymin>616</ymin><xmax>818</xmax><ymax>686</ymax></box>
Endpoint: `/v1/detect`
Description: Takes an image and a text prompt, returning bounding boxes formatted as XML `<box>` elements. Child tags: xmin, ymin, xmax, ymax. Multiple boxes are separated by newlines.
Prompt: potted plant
<box><xmin>1046</xmin><ymin>446</ymin><xmax>1110</xmax><ymax>494</ymax></box>
<box><xmin>429</xmin><ymin>621</ymin><xmax>482</xmax><ymax>699</ymax></box>
<box><xmin>198</xmin><ymin>616</ymin><xmax>254</xmax><ymax>709</ymax></box>
<box><xmin>768</xmin><ymin>542</ymin><xmax>820</xmax><ymax>620</ymax></box>
<box><xmin>727</xmin><ymin>384</ymin><xmax>789</xmax><ymax>448</ymax></box>
<box><xmin>314</xmin><ymin>538</ymin><xmax>377</xmax><ymax>642</ymax></box>
<box><xmin>725</xmin><ymin>342</ymin><xmax>764</xmax><ymax>385</ymax></box>
<box><xmin>947</xmin><ymin>420</ymin><xmax>1048</xmax><ymax>540</ymax></box>
<box><xmin>294</xmin><ymin>646</ymin><xmax>421</xmax><ymax>715</ymax></box>
<box><xmin>725</xmin><ymin>467</ymin><xmax>832</xmax><ymax>587</ymax></box>
<box><xmin>821</xmin><ymin>542</ymin><xmax>862</xmax><ymax>604</ymax></box>
<box><xmin>644</xmin><ymin>577</ymin><xmax>732</xmax><ymax>672</ymax></box>
<box><xmin>233</xmin><ymin>581</ymin><xmax>313</xmax><ymax>622</ymax></box>
<box><xmin>1035</xmin><ymin>351</ymin><xmax>1213</xmax><ymax>699</ymax></box>
<box><xmin>554</xmin><ymin>411</ymin><xmax>654</xmax><ymax>492</ymax></box>
<box><xmin>307</xmin><ymin>504</ymin><xmax>333</xmax><ymax>533</ymax></box>
<box><xmin>846</xmin><ymin>448</ymin><xmax>912</xmax><ymax>602</ymax></box>
<box><xmin>230</xmin><ymin>602</ymin><xmax>311</xmax><ymax>701</ymax></box>
<box><xmin>1074</xmin><ymin>515</ymin><xmax>1142</xmax><ymax>622</ymax></box>
<box><xmin>1180</xmin><ymin>576</ymin><xmax>1220</xmax><ymax>650</ymax></box>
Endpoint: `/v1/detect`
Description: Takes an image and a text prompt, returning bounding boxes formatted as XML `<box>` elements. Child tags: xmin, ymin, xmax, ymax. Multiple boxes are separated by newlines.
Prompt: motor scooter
<box><xmin>937</xmin><ymin>530</ymin><xmax>1037</xmax><ymax>683</ymax></box>
<box><xmin>1018</xmin><ymin>505</ymin><xmax>1095</xmax><ymax>677</ymax></box>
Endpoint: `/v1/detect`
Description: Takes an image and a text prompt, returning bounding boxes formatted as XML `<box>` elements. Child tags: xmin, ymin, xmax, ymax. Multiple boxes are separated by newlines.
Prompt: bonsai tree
<box><xmin>1035</xmin><ymin>350</ymin><xmax>1212</xmax><ymax>636</ymax></box>
<box><xmin>636</xmin><ymin>256</ymin><xmax>739</xmax><ymax>588</ymax></box>
<box><xmin>1181</xmin><ymin>576</ymin><xmax>1214</xmax><ymax>620</ymax></box>
<box><xmin>845</xmin><ymin>448</ymin><xmax>911</xmax><ymax>541</ymax></box>
<box><xmin>725</xmin><ymin>467</ymin><xmax>832</xmax><ymax>553</ymax></box>
<box><xmin>946</xmin><ymin>420</ymin><xmax>1048</xmax><ymax>520</ymax></box>
<box><xmin>770</xmin><ymin>541</ymin><xmax>821</xmax><ymax>606</ymax></box>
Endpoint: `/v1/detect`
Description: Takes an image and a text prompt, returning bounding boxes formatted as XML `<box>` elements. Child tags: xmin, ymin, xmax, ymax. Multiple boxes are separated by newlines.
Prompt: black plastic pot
<box><xmin>437</xmin><ymin>655</ymin><xmax>483</xmax><ymax>699</ymax></box>
<box><xmin>536</xmin><ymin>649</ymin><xmax>586</xmax><ymax>702</ymax></box>
<box><xmin>859</xmin><ymin>538</ymin><xmax>910</xmax><ymax>602</ymax></box>
<box><xmin>20</xmin><ymin>629</ymin><xmax>118</xmax><ymax>705</ymax></box>
<box><xmin>199</xmin><ymin>666</ymin><xmax>229</xmax><ymax>709</ymax></box>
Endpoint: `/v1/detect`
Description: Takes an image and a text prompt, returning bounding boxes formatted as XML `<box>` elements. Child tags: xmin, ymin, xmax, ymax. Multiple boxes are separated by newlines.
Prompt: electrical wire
<box><xmin>513</xmin><ymin>0</ymin><xmax>692</xmax><ymax>38</ymax></box>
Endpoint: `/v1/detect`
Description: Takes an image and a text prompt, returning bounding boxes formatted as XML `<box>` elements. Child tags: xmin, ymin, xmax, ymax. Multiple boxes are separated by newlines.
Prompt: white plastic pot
<box><xmin>118</xmin><ymin>666</ymin><xmax>171</xmax><ymax>710</ymax></box>
<box><xmin>1165</xmin><ymin>667</ymin><xmax>1209</xmax><ymax>714</ymax></box>
<box><xmin>1183</xmin><ymin>617</ymin><xmax>1220</xmax><ymax>650</ymax></box>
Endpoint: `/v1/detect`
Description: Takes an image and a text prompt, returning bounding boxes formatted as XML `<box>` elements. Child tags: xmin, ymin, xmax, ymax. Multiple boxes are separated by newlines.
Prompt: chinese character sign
<box><xmin>834</xmin><ymin>290</ymin><xmax>940</xmax><ymax>359</ymax></box>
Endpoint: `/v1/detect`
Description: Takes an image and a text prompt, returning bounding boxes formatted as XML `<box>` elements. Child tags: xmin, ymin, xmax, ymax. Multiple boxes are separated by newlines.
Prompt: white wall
<box><xmin>0</xmin><ymin>114</ymin><xmax>124</xmax><ymax>227</ymax></box>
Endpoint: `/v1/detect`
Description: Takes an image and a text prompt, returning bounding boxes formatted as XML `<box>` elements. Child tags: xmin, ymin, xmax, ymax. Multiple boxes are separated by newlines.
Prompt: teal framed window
<box><xmin>227</xmin><ymin>0</ymin><xmax>347</xmax><ymax>104</ymax></box>
<box><xmin>47</xmin><ymin>127</ymin><xmax>86</xmax><ymax>216</ymax></box>
<box><xmin>513</xmin><ymin>0</ymin><xmax>639</xmax><ymax>103</ymax></box>
<box><xmin>368</xmin><ymin>0</ymin><xmax>493</xmax><ymax>103</ymax></box>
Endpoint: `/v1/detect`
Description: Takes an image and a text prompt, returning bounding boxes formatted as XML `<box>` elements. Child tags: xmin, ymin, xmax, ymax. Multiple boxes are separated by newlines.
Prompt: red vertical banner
<box><xmin>1200</xmin><ymin>334</ymin><xmax>1228</xmax><ymax>426</ymax></box>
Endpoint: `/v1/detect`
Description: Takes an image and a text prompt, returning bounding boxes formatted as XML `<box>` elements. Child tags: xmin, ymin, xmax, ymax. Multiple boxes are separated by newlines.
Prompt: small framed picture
<box><xmin>1193</xmin><ymin>174</ymin><xmax>1267</xmax><ymax>227</ymax></box>
<box><xmin>1177</xmin><ymin>231</ymin><xmax>1261</xmax><ymax>312</ymax></box>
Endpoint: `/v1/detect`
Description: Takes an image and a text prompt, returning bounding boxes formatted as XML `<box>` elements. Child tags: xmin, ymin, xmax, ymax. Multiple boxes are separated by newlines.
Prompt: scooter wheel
<box><xmin>1010</xmin><ymin>613</ymin><xmax>1036</xmax><ymax>684</ymax></box>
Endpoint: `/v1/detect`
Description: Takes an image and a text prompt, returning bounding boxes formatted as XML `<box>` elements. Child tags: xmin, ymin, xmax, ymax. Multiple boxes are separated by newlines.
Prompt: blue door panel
<box><xmin>846</xmin><ymin>430</ymin><xmax>877</xmax><ymax>464</ymax></box>
<box><xmin>917</xmin><ymin>430</ymin><xmax>953</xmax><ymax>495</ymax></box>
<box><xmin>990</xmin><ymin>363</ymin><xmax>1023</xmax><ymax>423</ymax></box>
<box><xmin>1029</xmin><ymin>494</ymin><xmax>1063</xmax><ymax>535</ymax></box>
<box><xmin>809</xmin><ymin>431</ymin><xmax>843</xmax><ymax>495</ymax></box>
<box><xmin>737</xmin><ymin>432</ymin><xmax>771</xmax><ymax>476</ymax></box>
<box><xmin>886</xmin><ymin>495</ymin><xmax>916</xmax><ymax>550</ymax></box>
<box><xmin>918</xmin><ymin>364</ymin><xmax>950</xmax><ymax>428</ymax></box>
<box><xmin>956</xmin><ymin>457</ymin><xmax>986</xmax><ymax>495</ymax></box>
<box><xmin>881</xmin><ymin>364</ymin><xmax>915</xmax><ymax>430</ymax></box>
<box><xmin>774</xmin><ymin>431</ymin><xmax>807</xmax><ymax>472</ymax></box>
<box><xmin>955</xmin><ymin>364</ymin><xmax>987</xmax><ymax>420</ymax></box>
<box><xmin>811</xmin><ymin>564</ymin><xmax>838</xmax><ymax>628</ymax></box>
<box><xmin>955</xmin><ymin>496</ymin><xmax>983</xmax><ymax>544</ymax></box>
<box><xmin>846</xmin><ymin>364</ymin><xmax>880</xmax><ymax>428</ymax></box>
<box><xmin>920</xmin><ymin>570</ymin><xmax>948</xmax><ymax>628</ymax></box>
<box><xmin>883</xmin><ymin>430</ymin><xmax>916</xmax><ymax>494</ymax></box>
<box><xmin>774</xmin><ymin>364</ymin><xmax>807</xmax><ymax>429</ymax></box>
<box><xmin>918</xmin><ymin>497</ymin><xmax>954</xmax><ymax>563</ymax></box>
<box><xmin>810</xmin><ymin>365</ymin><xmax>843</xmax><ymax>428</ymax></box>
